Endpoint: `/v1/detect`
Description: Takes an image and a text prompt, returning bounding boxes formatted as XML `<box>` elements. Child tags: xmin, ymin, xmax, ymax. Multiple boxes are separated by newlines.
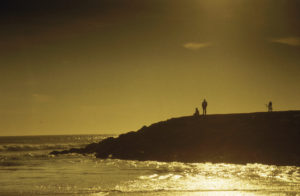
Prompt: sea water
<box><xmin>0</xmin><ymin>135</ymin><xmax>299</xmax><ymax>196</ymax></box>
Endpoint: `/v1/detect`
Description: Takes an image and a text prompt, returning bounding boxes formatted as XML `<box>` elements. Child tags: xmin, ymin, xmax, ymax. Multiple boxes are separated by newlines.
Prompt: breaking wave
<box><xmin>0</xmin><ymin>143</ymin><xmax>87</xmax><ymax>152</ymax></box>
<box><xmin>0</xmin><ymin>134</ymin><xmax>113</xmax><ymax>153</ymax></box>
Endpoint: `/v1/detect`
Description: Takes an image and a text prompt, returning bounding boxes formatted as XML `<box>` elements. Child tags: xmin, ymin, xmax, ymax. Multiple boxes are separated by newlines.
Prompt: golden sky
<box><xmin>1</xmin><ymin>0</ymin><xmax>300</xmax><ymax>136</ymax></box>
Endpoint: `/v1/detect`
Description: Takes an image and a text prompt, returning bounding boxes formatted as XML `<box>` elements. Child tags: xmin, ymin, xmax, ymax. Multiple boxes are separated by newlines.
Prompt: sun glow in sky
<box><xmin>0</xmin><ymin>0</ymin><xmax>300</xmax><ymax>136</ymax></box>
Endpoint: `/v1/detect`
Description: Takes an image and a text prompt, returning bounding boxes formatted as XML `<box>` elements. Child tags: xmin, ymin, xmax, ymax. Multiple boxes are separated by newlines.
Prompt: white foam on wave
<box><xmin>0</xmin><ymin>155</ymin><xmax>299</xmax><ymax>195</ymax></box>
<box><xmin>108</xmin><ymin>160</ymin><xmax>300</xmax><ymax>193</ymax></box>
<box><xmin>0</xmin><ymin>143</ymin><xmax>87</xmax><ymax>152</ymax></box>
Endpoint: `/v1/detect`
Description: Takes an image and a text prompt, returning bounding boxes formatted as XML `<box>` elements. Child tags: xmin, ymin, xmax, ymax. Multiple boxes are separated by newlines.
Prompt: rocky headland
<box><xmin>51</xmin><ymin>111</ymin><xmax>300</xmax><ymax>166</ymax></box>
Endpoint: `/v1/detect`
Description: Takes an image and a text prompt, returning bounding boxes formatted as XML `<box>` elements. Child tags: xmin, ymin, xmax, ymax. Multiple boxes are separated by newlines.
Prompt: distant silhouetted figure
<box><xmin>268</xmin><ymin>101</ymin><xmax>273</xmax><ymax>112</ymax></box>
<box><xmin>194</xmin><ymin>107</ymin><xmax>200</xmax><ymax>117</ymax></box>
<box><xmin>202</xmin><ymin>99</ymin><xmax>207</xmax><ymax>115</ymax></box>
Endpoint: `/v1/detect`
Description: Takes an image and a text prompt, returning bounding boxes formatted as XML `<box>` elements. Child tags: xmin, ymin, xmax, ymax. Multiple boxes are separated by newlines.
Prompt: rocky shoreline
<box><xmin>51</xmin><ymin>111</ymin><xmax>300</xmax><ymax>166</ymax></box>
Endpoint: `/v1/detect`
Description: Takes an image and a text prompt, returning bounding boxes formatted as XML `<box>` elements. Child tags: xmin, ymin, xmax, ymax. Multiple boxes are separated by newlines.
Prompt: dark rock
<box><xmin>50</xmin><ymin>111</ymin><xmax>300</xmax><ymax>166</ymax></box>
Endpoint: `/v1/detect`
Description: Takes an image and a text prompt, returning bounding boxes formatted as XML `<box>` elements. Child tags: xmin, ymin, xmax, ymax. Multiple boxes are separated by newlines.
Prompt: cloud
<box><xmin>32</xmin><ymin>94</ymin><xmax>52</xmax><ymax>103</ymax></box>
<box><xmin>269</xmin><ymin>37</ymin><xmax>300</xmax><ymax>47</ymax></box>
<box><xmin>183</xmin><ymin>42</ymin><xmax>211</xmax><ymax>50</ymax></box>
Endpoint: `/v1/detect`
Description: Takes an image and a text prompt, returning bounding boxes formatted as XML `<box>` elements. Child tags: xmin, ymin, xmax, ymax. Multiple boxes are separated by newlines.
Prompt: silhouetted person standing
<box><xmin>268</xmin><ymin>101</ymin><xmax>273</xmax><ymax>112</ymax></box>
<box><xmin>202</xmin><ymin>99</ymin><xmax>207</xmax><ymax>115</ymax></box>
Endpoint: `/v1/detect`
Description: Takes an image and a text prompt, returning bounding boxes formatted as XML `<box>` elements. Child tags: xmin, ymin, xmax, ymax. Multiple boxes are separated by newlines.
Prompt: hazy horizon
<box><xmin>1</xmin><ymin>110</ymin><xmax>299</xmax><ymax>136</ymax></box>
<box><xmin>1</xmin><ymin>0</ymin><xmax>300</xmax><ymax>136</ymax></box>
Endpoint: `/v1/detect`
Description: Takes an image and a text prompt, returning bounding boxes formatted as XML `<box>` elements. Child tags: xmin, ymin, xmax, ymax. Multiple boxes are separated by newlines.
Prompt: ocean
<box><xmin>0</xmin><ymin>135</ymin><xmax>299</xmax><ymax>196</ymax></box>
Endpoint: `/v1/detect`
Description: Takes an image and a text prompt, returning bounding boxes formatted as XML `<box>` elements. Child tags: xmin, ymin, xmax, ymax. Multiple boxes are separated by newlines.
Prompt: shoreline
<box><xmin>51</xmin><ymin>111</ymin><xmax>300</xmax><ymax>166</ymax></box>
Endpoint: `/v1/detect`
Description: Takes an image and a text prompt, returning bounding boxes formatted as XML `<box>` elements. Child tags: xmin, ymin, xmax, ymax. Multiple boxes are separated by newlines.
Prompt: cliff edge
<box><xmin>51</xmin><ymin>111</ymin><xmax>300</xmax><ymax>166</ymax></box>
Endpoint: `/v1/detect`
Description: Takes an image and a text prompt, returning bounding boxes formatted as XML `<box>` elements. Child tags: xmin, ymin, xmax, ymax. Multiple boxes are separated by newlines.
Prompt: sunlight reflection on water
<box><xmin>113</xmin><ymin>161</ymin><xmax>299</xmax><ymax>195</ymax></box>
<box><xmin>1</xmin><ymin>136</ymin><xmax>299</xmax><ymax>196</ymax></box>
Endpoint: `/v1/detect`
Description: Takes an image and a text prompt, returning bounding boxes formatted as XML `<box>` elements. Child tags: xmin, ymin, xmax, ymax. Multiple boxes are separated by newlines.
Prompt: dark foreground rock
<box><xmin>51</xmin><ymin>111</ymin><xmax>300</xmax><ymax>166</ymax></box>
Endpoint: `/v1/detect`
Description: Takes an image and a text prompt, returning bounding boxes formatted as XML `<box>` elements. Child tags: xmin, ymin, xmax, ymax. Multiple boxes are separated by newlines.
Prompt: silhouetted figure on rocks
<box><xmin>202</xmin><ymin>99</ymin><xmax>207</xmax><ymax>115</ymax></box>
<box><xmin>268</xmin><ymin>101</ymin><xmax>273</xmax><ymax>112</ymax></box>
<box><xmin>194</xmin><ymin>107</ymin><xmax>200</xmax><ymax>117</ymax></box>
